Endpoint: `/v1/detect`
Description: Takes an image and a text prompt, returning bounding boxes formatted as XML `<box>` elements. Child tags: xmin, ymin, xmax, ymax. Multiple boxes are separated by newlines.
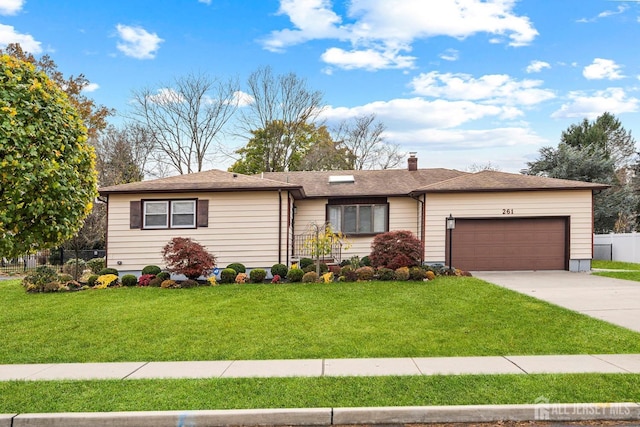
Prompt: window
<box><xmin>142</xmin><ymin>200</ymin><xmax>196</xmax><ymax>229</ymax></box>
<box><xmin>327</xmin><ymin>203</ymin><xmax>388</xmax><ymax>235</ymax></box>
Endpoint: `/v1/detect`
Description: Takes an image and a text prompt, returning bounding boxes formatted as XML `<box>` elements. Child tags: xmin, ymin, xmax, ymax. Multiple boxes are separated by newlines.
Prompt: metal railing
<box><xmin>292</xmin><ymin>233</ymin><xmax>342</xmax><ymax>264</ymax></box>
<box><xmin>0</xmin><ymin>248</ymin><xmax>105</xmax><ymax>275</ymax></box>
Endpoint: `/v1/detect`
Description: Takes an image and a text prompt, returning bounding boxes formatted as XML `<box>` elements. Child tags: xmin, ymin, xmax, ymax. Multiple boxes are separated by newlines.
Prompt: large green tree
<box><xmin>0</xmin><ymin>55</ymin><xmax>98</xmax><ymax>257</ymax></box>
<box><xmin>524</xmin><ymin>112</ymin><xmax>638</xmax><ymax>233</ymax></box>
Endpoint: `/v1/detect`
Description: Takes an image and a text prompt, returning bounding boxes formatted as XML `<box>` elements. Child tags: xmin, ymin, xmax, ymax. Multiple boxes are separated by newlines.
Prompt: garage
<box><xmin>445</xmin><ymin>217</ymin><xmax>568</xmax><ymax>271</ymax></box>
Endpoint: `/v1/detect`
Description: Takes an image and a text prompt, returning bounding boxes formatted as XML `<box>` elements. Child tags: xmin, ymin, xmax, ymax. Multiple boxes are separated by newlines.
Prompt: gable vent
<box><xmin>328</xmin><ymin>175</ymin><xmax>355</xmax><ymax>184</ymax></box>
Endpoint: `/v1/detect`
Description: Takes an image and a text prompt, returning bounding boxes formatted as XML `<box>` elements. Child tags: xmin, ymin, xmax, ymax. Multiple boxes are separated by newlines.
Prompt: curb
<box><xmin>3</xmin><ymin>403</ymin><xmax>640</xmax><ymax>427</ymax></box>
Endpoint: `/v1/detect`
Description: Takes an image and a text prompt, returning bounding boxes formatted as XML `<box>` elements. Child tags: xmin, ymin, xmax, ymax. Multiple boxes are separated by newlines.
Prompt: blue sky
<box><xmin>2</xmin><ymin>0</ymin><xmax>640</xmax><ymax>172</ymax></box>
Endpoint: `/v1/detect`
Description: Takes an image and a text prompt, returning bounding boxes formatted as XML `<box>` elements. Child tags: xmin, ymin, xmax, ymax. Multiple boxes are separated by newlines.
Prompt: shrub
<box><xmin>376</xmin><ymin>267</ymin><xmax>396</xmax><ymax>281</ymax></box>
<box><xmin>226</xmin><ymin>263</ymin><xmax>246</xmax><ymax>274</ymax></box>
<box><xmin>141</xmin><ymin>265</ymin><xmax>161</xmax><ymax>276</ymax></box>
<box><xmin>361</xmin><ymin>255</ymin><xmax>371</xmax><ymax>266</ymax></box>
<box><xmin>302</xmin><ymin>271</ymin><xmax>319</xmax><ymax>283</ymax></box>
<box><xmin>299</xmin><ymin>258</ymin><xmax>313</xmax><ymax>269</ymax></box>
<box><xmin>98</xmin><ymin>268</ymin><xmax>119</xmax><ymax>276</ymax></box>
<box><xmin>121</xmin><ymin>274</ymin><xmax>138</xmax><ymax>287</ymax></box>
<box><xmin>249</xmin><ymin>269</ymin><xmax>267</xmax><ymax>283</ymax></box>
<box><xmin>425</xmin><ymin>270</ymin><xmax>436</xmax><ymax>281</ymax></box>
<box><xmin>369</xmin><ymin>230</ymin><xmax>422</xmax><ymax>270</ymax></box>
<box><xmin>181</xmin><ymin>279</ymin><xmax>199</xmax><ymax>288</ymax></box>
<box><xmin>409</xmin><ymin>266</ymin><xmax>426</xmax><ymax>281</ymax></box>
<box><xmin>157</xmin><ymin>272</ymin><xmax>170</xmax><ymax>281</ymax></box>
<box><xmin>270</xmin><ymin>263</ymin><xmax>288</xmax><ymax>278</ymax></box>
<box><xmin>161</xmin><ymin>279</ymin><xmax>177</xmax><ymax>289</ymax></box>
<box><xmin>58</xmin><ymin>273</ymin><xmax>74</xmax><ymax>283</ymax></box>
<box><xmin>329</xmin><ymin>265</ymin><xmax>341</xmax><ymax>276</ymax></box>
<box><xmin>271</xmin><ymin>274</ymin><xmax>281</xmax><ymax>284</ymax></box>
<box><xmin>95</xmin><ymin>274</ymin><xmax>119</xmax><ymax>289</ymax></box>
<box><xmin>162</xmin><ymin>237</ymin><xmax>216</xmax><ymax>280</ymax></box>
<box><xmin>207</xmin><ymin>276</ymin><xmax>217</xmax><ymax>286</ymax></box>
<box><xmin>356</xmin><ymin>266</ymin><xmax>375</xmax><ymax>281</ymax></box>
<box><xmin>395</xmin><ymin>267</ymin><xmax>410</xmax><ymax>281</ymax></box>
<box><xmin>426</xmin><ymin>264</ymin><xmax>446</xmax><ymax>276</ymax></box>
<box><xmin>287</xmin><ymin>268</ymin><xmax>304</xmax><ymax>283</ymax></box>
<box><xmin>303</xmin><ymin>263</ymin><xmax>328</xmax><ymax>274</ymax></box>
<box><xmin>340</xmin><ymin>265</ymin><xmax>358</xmax><ymax>282</ymax></box>
<box><xmin>321</xmin><ymin>272</ymin><xmax>334</xmax><ymax>283</ymax></box>
<box><xmin>86</xmin><ymin>257</ymin><xmax>105</xmax><ymax>274</ymax></box>
<box><xmin>235</xmin><ymin>273</ymin><xmax>248</xmax><ymax>284</ymax></box>
<box><xmin>22</xmin><ymin>266</ymin><xmax>58</xmax><ymax>291</ymax></box>
<box><xmin>62</xmin><ymin>258</ymin><xmax>87</xmax><ymax>279</ymax></box>
<box><xmin>148</xmin><ymin>277</ymin><xmax>163</xmax><ymax>287</ymax></box>
<box><xmin>87</xmin><ymin>274</ymin><xmax>99</xmax><ymax>287</ymax></box>
<box><xmin>138</xmin><ymin>274</ymin><xmax>155</xmax><ymax>286</ymax></box>
<box><xmin>220</xmin><ymin>268</ymin><xmax>237</xmax><ymax>284</ymax></box>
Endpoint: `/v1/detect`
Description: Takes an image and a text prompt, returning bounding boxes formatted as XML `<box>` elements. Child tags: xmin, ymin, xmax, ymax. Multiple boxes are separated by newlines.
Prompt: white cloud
<box><xmin>526</xmin><ymin>60</ymin><xmax>550</xmax><ymax>73</ymax></box>
<box><xmin>233</xmin><ymin>90</ymin><xmax>254</xmax><ymax>107</ymax></box>
<box><xmin>198</xmin><ymin>0</ymin><xmax>211</xmax><ymax>4</ymax></box>
<box><xmin>263</xmin><ymin>0</ymin><xmax>538</xmax><ymax>71</ymax></box>
<box><xmin>583</xmin><ymin>58</ymin><xmax>624</xmax><ymax>80</ymax></box>
<box><xmin>551</xmin><ymin>88</ymin><xmax>639</xmax><ymax>119</ymax></box>
<box><xmin>147</xmin><ymin>88</ymin><xmax>186</xmax><ymax>105</ymax></box>
<box><xmin>386</xmin><ymin>127</ymin><xmax>545</xmax><ymax>150</ymax></box>
<box><xmin>82</xmin><ymin>82</ymin><xmax>100</xmax><ymax>93</ymax></box>
<box><xmin>439</xmin><ymin>48</ymin><xmax>459</xmax><ymax>62</ymax></box>
<box><xmin>577</xmin><ymin>5</ymin><xmax>627</xmax><ymax>23</ymax></box>
<box><xmin>410</xmin><ymin>71</ymin><xmax>555</xmax><ymax>106</ymax></box>
<box><xmin>0</xmin><ymin>23</ymin><xmax>41</xmax><ymax>53</ymax></box>
<box><xmin>116</xmin><ymin>24</ymin><xmax>163</xmax><ymax>59</ymax></box>
<box><xmin>0</xmin><ymin>0</ymin><xmax>24</xmax><ymax>15</ymax></box>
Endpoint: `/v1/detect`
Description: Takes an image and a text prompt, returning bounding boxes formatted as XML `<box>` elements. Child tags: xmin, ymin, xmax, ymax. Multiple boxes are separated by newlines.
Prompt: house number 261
<box><xmin>503</xmin><ymin>209</ymin><xmax>514</xmax><ymax>215</ymax></box>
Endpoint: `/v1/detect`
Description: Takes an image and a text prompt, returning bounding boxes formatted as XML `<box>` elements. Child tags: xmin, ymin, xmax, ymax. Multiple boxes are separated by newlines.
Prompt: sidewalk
<box><xmin>2</xmin><ymin>354</ymin><xmax>640</xmax><ymax>381</ymax></box>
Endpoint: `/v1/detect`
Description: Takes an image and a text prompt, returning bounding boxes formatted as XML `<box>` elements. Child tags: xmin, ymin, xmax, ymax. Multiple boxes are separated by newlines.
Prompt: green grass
<box><xmin>592</xmin><ymin>259</ymin><xmax>640</xmax><ymax>270</ymax></box>
<box><xmin>2</xmin><ymin>277</ymin><xmax>640</xmax><ymax>364</ymax></box>
<box><xmin>593</xmin><ymin>270</ymin><xmax>640</xmax><ymax>281</ymax></box>
<box><xmin>1</xmin><ymin>374</ymin><xmax>639</xmax><ymax>413</ymax></box>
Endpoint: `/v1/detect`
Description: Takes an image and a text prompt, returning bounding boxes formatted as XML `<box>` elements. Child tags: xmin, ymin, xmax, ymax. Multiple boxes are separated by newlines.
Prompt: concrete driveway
<box><xmin>473</xmin><ymin>271</ymin><xmax>640</xmax><ymax>333</ymax></box>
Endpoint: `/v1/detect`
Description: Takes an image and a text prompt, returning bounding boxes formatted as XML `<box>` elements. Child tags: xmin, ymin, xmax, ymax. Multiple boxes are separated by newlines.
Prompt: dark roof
<box><xmin>262</xmin><ymin>169</ymin><xmax>467</xmax><ymax>198</ymax></box>
<box><xmin>98</xmin><ymin>169</ymin><xmax>304</xmax><ymax>196</ymax></box>
<box><xmin>413</xmin><ymin>170</ymin><xmax>610</xmax><ymax>193</ymax></box>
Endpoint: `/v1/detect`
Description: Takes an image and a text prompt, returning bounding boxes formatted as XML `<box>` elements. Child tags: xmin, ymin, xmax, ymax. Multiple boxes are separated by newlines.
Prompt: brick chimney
<box><xmin>408</xmin><ymin>152</ymin><xmax>418</xmax><ymax>171</ymax></box>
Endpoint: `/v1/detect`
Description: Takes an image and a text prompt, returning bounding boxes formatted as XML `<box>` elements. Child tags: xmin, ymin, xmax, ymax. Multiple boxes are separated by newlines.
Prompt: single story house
<box><xmin>98</xmin><ymin>155</ymin><xmax>607</xmax><ymax>275</ymax></box>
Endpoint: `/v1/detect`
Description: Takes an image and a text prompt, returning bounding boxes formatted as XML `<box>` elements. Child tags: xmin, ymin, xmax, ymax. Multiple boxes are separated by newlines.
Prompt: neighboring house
<box><xmin>98</xmin><ymin>155</ymin><xmax>607</xmax><ymax>275</ymax></box>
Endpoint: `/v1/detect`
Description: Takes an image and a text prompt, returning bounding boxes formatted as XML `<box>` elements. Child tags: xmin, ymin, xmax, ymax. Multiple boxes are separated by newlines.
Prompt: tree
<box><xmin>236</xmin><ymin>66</ymin><xmax>324</xmax><ymax>168</ymax></box>
<box><xmin>331</xmin><ymin>114</ymin><xmax>403</xmax><ymax>170</ymax></box>
<box><xmin>524</xmin><ymin>113</ymin><xmax>639</xmax><ymax>233</ymax></box>
<box><xmin>129</xmin><ymin>73</ymin><xmax>239</xmax><ymax>175</ymax></box>
<box><xmin>161</xmin><ymin>237</ymin><xmax>217</xmax><ymax>280</ymax></box>
<box><xmin>0</xmin><ymin>55</ymin><xmax>97</xmax><ymax>257</ymax></box>
<box><xmin>0</xmin><ymin>43</ymin><xmax>113</xmax><ymax>139</ymax></box>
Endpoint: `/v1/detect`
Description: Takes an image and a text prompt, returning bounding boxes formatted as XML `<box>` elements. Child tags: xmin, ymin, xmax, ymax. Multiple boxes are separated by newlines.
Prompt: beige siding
<box><xmin>292</xmin><ymin>196</ymin><xmax>420</xmax><ymax>261</ymax></box>
<box><xmin>424</xmin><ymin>190</ymin><xmax>593</xmax><ymax>264</ymax></box>
<box><xmin>106</xmin><ymin>191</ymin><xmax>290</xmax><ymax>271</ymax></box>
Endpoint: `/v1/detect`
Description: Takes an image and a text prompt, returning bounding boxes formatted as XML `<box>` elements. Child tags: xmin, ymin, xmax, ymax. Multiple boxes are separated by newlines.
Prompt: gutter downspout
<box><xmin>410</xmin><ymin>192</ymin><xmax>426</xmax><ymax>264</ymax></box>
<box><xmin>278</xmin><ymin>189</ymin><xmax>283</xmax><ymax>265</ymax></box>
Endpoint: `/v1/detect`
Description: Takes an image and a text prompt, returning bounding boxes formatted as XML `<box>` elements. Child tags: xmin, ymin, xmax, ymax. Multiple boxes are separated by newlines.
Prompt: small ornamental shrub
<box><xmin>340</xmin><ymin>265</ymin><xmax>358</xmax><ymax>282</ymax></box>
<box><xmin>162</xmin><ymin>237</ymin><xmax>216</xmax><ymax>280</ymax></box>
<box><xmin>299</xmin><ymin>258</ymin><xmax>313</xmax><ymax>269</ymax></box>
<box><xmin>207</xmin><ymin>276</ymin><xmax>218</xmax><ymax>286</ymax></box>
<box><xmin>376</xmin><ymin>267</ymin><xmax>396</xmax><ymax>281</ymax></box>
<box><xmin>361</xmin><ymin>256</ymin><xmax>371</xmax><ymax>266</ymax></box>
<box><xmin>148</xmin><ymin>277</ymin><xmax>163</xmax><ymax>287</ymax></box>
<box><xmin>369</xmin><ymin>230</ymin><xmax>422</xmax><ymax>270</ymax></box>
<box><xmin>235</xmin><ymin>273</ymin><xmax>248</xmax><ymax>284</ymax></box>
<box><xmin>395</xmin><ymin>267</ymin><xmax>410</xmax><ymax>281</ymax></box>
<box><xmin>425</xmin><ymin>270</ymin><xmax>436</xmax><ymax>281</ymax></box>
<box><xmin>141</xmin><ymin>265</ymin><xmax>162</xmax><ymax>276</ymax></box>
<box><xmin>426</xmin><ymin>264</ymin><xmax>446</xmax><ymax>276</ymax></box>
<box><xmin>303</xmin><ymin>263</ymin><xmax>328</xmax><ymax>274</ymax></box>
<box><xmin>329</xmin><ymin>265</ymin><xmax>341</xmax><ymax>276</ymax></box>
<box><xmin>98</xmin><ymin>268</ymin><xmax>119</xmax><ymax>276</ymax></box>
<box><xmin>181</xmin><ymin>279</ymin><xmax>199</xmax><ymax>288</ymax></box>
<box><xmin>322</xmin><ymin>272</ymin><xmax>333</xmax><ymax>283</ymax></box>
<box><xmin>138</xmin><ymin>274</ymin><xmax>155</xmax><ymax>286</ymax></box>
<box><xmin>63</xmin><ymin>258</ymin><xmax>87</xmax><ymax>279</ymax></box>
<box><xmin>356</xmin><ymin>266</ymin><xmax>375</xmax><ymax>281</ymax></box>
<box><xmin>87</xmin><ymin>274</ymin><xmax>99</xmax><ymax>287</ymax></box>
<box><xmin>58</xmin><ymin>273</ymin><xmax>74</xmax><ymax>283</ymax></box>
<box><xmin>302</xmin><ymin>271</ymin><xmax>319</xmax><ymax>283</ymax></box>
<box><xmin>271</xmin><ymin>274</ymin><xmax>281</xmax><ymax>284</ymax></box>
<box><xmin>44</xmin><ymin>281</ymin><xmax>63</xmax><ymax>292</ymax></box>
<box><xmin>220</xmin><ymin>268</ymin><xmax>237</xmax><ymax>284</ymax></box>
<box><xmin>79</xmin><ymin>270</ymin><xmax>94</xmax><ymax>283</ymax></box>
<box><xmin>287</xmin><ymin>267</ymin><xmax>304</xmax><ymax>283</ymax></box>
<box><xmin>161</xmin><ymin>279</ymin><xmax>177</xmax><ymax>289</ymax></box>
<box><xmin>249</xmin><ymin>268</ymin><xmax>267</xmax><ymax>283</ymax></box>
<box><xmin>226</xmin><ymin>263</ymin><xmax>246</xmax><ymax>274</ymax></box>
<box><xmin>95</xmin><ymin>274</ymin><xmax>119</xmax><ymax>289</ymax></box>
<box><xmin>409</xmin><ymin>266</ymin><xmax>426</xmax><ymax>281</ymax></box>
<box><xmin>86</xmin><ymin>257</ymin><xmax>106</xmax><ymax>274</ymax></box>
<box><xmin>270</xmin><ymin>263</ymin><xmax>288</xmax><ymax>278</ymax></box>
<box><xmin>121</xmin><ymin>274</ymin><xmax>138</xmax><ymax>287</ymax></box>
<box><xmin>22</xmin><ymin>266</ymin><xmax>58</xmax><ymax>292</ymax></box>
<box><xmin>157</xmin><ymin>272</ymin><xmax>170</xmax><ymax>281</ymax></box>
<box><xmin>349</xmin><ymin>256</ymin><xmax>362</xmax><ymax>269</ymax></box>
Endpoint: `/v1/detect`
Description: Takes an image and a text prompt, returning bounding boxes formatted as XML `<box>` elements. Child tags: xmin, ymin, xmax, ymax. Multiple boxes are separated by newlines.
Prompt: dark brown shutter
<box><xmin>130</xmin><ymin>201</ymin><xmax>141</xmax><ymax>229</ymax></box>
<box><xmin>197</xmin><ymin>199</ymin><xmax>209</xmax><ymax>227</ymax></box>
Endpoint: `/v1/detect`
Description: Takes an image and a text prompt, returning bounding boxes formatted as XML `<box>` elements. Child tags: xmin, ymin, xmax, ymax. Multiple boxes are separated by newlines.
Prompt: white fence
<box><xmin>593</xmin><ymin>233</ymin><xmax>640</xmax><ymax>263</ymax></box>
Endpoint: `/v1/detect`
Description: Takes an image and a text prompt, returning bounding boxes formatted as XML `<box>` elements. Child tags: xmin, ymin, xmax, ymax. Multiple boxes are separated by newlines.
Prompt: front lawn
<box><xmin>592</xmin><ymin>260</ymin><xmax>640</xmax><ymax>270</ymax></box>
<box><xmin>2</xmin><ymin>277</ymin><xmax>640</xmax><ymax>364</ymax></box>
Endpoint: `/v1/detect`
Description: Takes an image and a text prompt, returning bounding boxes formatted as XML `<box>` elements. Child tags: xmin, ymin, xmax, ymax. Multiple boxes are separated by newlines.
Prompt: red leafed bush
<box><xmin>369</xmin><ymin>230</ymin><xmax>422</xmax><ymax>270</ymax></box>
<box><xmin>161</xmin><ymin>237</ymin><xmax>217</xmax><ymax>280</ymax></box>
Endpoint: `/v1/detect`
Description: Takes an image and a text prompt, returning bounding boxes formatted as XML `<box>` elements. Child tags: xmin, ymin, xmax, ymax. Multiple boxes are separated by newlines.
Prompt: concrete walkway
<box><xmin>474</xmin><ymin>270</ymin><xmax>640</xmax><ymax>333</ymax></box>
<box><xmin>2</xmin><ymin>354</ymin><xmax>640</xmax><ymax>381</ymax></box>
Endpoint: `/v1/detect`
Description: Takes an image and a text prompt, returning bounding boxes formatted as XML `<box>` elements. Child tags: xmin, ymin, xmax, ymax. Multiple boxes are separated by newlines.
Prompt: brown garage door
<box><xmin>445</xmin><ymin>217</ymin><xmax>568</xmax><ymax>271</ymax></box>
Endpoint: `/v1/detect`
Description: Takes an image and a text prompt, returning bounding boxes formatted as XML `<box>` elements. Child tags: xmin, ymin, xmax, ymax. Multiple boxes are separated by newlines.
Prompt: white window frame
<box><xmin>170</xmin><ymin>200</ymin><xmax>196</xmax><ymax>228</ymax></box>
<box><xmin>142</xmin><ymin>200</ymin><xmax>197</xmax><ymax>229</ymax></box>
<box><xmin>328</xmin><ymin>203</ymin><xmax>388</xmax><ymax>235</ymax></box>
<box><xmin>143</xmin><ymin>201</ymin><xmax>169</xmax><ymax>229</ymax></box>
